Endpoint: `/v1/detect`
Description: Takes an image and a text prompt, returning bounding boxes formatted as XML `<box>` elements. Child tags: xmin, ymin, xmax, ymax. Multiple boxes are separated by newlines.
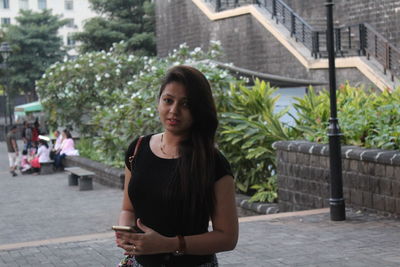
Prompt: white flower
<box><xmin>151</xmin><ymin>66</ymin><xmax>157</xmax><ymax>72</ymax></box>
<box><xmin>96</xmin><ymin>75</ymin><xmax>101</xmax><ymax>81</ymax></box>
<box><xmin>60</xmin><ymin>66</ymin><xmax>65</xmax><ymax>71</ymax></box>
<box><xmin>89</xmin><ymin>63</ymin><xmax>94</xmax><ymax>67</ymax></box>
<box><xmin>104</xmin><ymin>73</ymin><xmax>110</xmax><ymax>78</ymax></box>
<box><xmin>194</xmin><ymin>47</ymin><xmax>201</xmax><ymax>53</ymax></box>
<box><xmin>127</xmin><ymin>81</ymin><xmax>133</xmax><ymax>86</ymax></box>
<box><xmin>74</xmin><ymin>64</ymin><xmax>80</xmax><ymax>68</ymax></box>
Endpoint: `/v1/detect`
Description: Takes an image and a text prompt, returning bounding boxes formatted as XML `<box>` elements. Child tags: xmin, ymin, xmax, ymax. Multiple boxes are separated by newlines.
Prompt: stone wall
<box><xmin>273</xmin><ymin>141</ymin><xmax>400</xmax><ymax>216</ymax></box>
<box><xmin>156</xmin><ymin>0</ymin><xmax>310</xmax><ymax>79</ymax></box>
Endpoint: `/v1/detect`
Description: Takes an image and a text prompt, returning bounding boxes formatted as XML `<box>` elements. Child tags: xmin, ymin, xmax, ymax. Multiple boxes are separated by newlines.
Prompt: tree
<box><xmin>73</xmin><ymin>0</ymin><xmax>155</xmax><ymax>55</ymax></box>
<box><xmin>4</xmin><ymin>9</ymin><xmax>67</xmax><ymax>101</ymax></box>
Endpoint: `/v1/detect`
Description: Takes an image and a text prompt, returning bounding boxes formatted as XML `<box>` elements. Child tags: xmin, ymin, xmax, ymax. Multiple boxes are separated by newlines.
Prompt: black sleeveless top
<box><xmin>124</xmin><ymin>134</ymin><xmax>233</xmax><ymax>266</ymax></box>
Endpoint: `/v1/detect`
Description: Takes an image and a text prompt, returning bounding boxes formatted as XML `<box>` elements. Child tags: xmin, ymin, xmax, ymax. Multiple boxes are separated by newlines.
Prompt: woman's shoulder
<box><xmin>127</xmin><ymin>133</ymin><xmax>154</xmax><ymax>149</ymax></box>
<box><xmin>213</xmin><ymin>148</ymin><xmax>233</xmax><ymax>180</ymax></box>
<box><xmin>125</xmin><ymin>133</ymin><xmax>157</xmax><ymax>158</ymax></box>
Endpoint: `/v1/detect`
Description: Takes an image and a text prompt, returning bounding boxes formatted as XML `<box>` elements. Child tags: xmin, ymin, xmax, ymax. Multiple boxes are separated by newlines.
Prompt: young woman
<box><xmin>54</xmin><ymin>129</ymin><xmax>79</xmax><ymax>169</ymax></box>
<box><xmin>115</xmin><ymin>65</ymin><xmax>238</xmax><ymax>267</ymax></box>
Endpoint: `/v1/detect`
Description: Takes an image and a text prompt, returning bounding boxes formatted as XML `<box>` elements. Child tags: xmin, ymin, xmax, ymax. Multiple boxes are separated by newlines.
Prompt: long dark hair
<box><xmin>63</xmin><ymin>129</ymin><xmax>72</xmax><ymax>139</ymax></box>
<box><xmin>160</xmin><ymin>65</ymin><xmax>218</xmax><ymax>233</ymax></box>
<box><xmin>39</xmin><ymin>139</ymin><xmax>49</xmax><ymax>149</ymax></box>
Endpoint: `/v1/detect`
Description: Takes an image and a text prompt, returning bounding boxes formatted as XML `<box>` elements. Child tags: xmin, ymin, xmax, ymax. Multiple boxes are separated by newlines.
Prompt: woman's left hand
<box><xmin>116</xmin><ymin>219</ymin><xmax>173</xmax><ymax>256</ymax></box>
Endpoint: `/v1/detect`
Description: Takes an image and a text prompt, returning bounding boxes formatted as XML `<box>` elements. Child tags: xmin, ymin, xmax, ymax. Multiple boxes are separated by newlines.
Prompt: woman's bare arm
<box><xmin>118</xmin><ymin>166</ymin><xmax>136</xmax><ymax>225</ymax></box>
<box><xmin>183</xmin><ymin>175</ymin><xmax>238</xmax><ymax>254</ymax></box>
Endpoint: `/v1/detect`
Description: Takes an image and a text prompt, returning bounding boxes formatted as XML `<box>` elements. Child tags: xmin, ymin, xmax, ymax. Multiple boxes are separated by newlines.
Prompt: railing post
<box><xmin>358</xmin><ymin>24</ymin><xmax>367</xmax><ymax>56</ymax></box>
<box><xmin>272</xmin><ymin>0</ymin><xmax>277</xmax><ymax>21</ymax></box>
<box><xmin>291</xmin><ymin>13</ymin><xmax>296</xmax><ymax>38</ymax></box>
<box><xmin>312</xmin><ymin>31</ymin><xmax>320</xmax><ymax>58</ymax></box>
<box><xmin>384</xmin><ymin>42</ymin><xmax>389</xmax><ymax>75</ymax></box>
<box><xmin>335</xmin><ymin>28</ymin><xmax>341</xmax><ymax>56</ymax></box>
<box><xmin>216</xmin><ymin>0</ymin><xmax>221</xmax><ymax>12</ymax></box>
<box><xmin>348</xmin><ymin>26</ymin><xmax>351</xmax><ymax>50</ymax></box>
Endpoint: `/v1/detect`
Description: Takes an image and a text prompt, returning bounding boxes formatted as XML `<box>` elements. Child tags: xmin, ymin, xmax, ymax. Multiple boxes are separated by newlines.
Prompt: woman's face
<box><xmin>158</xmin><ymin>82</ymin><xmax>193</xmax><ymax>136</ymax></box>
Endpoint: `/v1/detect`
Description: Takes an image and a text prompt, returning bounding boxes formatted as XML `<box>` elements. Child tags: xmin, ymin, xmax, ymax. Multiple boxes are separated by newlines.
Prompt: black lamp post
<box><xmin>0</xmin><ymin>42</ymin><xmax>12</xmax><ymax>127</ymax></box>
<box><xmin>325</xmin><ymin>1</ymin><xmax>346</xmax><ymax>221</ymax></box>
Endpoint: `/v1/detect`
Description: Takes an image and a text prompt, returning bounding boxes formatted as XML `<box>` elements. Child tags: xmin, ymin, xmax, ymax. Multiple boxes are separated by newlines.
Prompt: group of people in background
<box><xmin>6</xmin><ymin>121</ymin><xmax>79</xmax><ymax>177</ymax></box>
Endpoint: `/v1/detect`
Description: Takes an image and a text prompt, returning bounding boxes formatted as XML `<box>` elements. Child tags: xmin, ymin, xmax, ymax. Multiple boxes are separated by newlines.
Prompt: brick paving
<box><xmin>1</xmin><ymin>141</ymin><xmax>400</xmax><ymax>267</ymax></box>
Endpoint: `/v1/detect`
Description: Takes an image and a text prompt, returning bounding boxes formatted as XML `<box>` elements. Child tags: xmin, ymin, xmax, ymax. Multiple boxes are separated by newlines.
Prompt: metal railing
<box><xmin>363</xmin><ymin>23</ymin><xmax>400</xmax><ymax>82</ymax></box>
<box><xmin>204</xmin><ymin>0</ymin><xmax>258</xmax><ymax>11</ymax></box>
<box><xmin>203</xmin><ymin>0</ymin><xmax>400</xmax><ymax>81</ymax></box>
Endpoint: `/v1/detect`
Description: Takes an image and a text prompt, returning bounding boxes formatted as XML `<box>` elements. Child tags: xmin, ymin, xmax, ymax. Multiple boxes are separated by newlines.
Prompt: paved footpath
<box><xmin>1</xmin><ymin>141</ymin><xmax>400</xmax><ymax>266</ymax></box>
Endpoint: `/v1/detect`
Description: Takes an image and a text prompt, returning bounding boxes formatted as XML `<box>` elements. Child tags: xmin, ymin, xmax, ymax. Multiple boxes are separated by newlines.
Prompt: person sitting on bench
<box><xmin>54</xmin><ymin>129</ymin><xmax>79</xmax><ymax>170</ymax></box>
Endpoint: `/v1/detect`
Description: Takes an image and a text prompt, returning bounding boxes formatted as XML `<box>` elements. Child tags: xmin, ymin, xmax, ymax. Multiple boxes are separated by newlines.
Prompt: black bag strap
<box><xmin>128</xmin><ymin>136</ymin><xmax>144</xmax><ymax>171</ymax></box>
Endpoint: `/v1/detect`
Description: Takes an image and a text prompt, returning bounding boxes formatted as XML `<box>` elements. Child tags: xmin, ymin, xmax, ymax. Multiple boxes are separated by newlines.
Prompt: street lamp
<box><xmin>0</xmin><ymin>42</ymin><xmax>12</xmax><ymax>127</ymax></box>
<box><xmin>325</xmin><ymin>1</ymin><xmax>346</xmax><ymax>221</ymax></box>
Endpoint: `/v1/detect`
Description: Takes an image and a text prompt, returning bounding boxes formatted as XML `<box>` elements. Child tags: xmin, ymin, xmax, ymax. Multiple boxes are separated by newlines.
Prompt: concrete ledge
<box><xmin>236</xmin><ymin>193</ymin><xmax>279</xmax><ymax>214</ymax></box>
<box><xmin>273</xmin><ymin>140</ymin><xmax>400</xmax><ymax>165</ymax></box>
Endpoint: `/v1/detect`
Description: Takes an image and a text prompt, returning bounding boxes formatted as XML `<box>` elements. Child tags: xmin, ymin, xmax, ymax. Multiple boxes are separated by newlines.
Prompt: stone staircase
<box><xmin>198</xmin><ymin>0</ymin><xmax>400</xmax><ymax>90</ymax></box>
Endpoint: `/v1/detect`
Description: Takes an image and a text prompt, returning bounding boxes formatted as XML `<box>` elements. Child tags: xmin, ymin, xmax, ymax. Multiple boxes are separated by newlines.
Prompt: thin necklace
<box><xmin>160</xmin><ymin>133</ymin><xmax>178</xmax><ymax>158</ymax></box>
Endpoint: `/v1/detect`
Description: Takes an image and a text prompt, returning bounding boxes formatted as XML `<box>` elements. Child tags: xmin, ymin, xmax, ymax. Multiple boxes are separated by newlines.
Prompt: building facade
<box><xmin>0</xmin><ymin>0</ymin><xmax>97</xmax><ymax>55</ymax></box>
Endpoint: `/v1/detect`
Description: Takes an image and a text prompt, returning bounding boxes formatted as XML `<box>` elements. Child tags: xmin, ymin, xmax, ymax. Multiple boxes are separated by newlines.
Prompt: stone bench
<box><xmin>40</xmin><ymin>161</ymin><xmax>54</xmax><ymax>175</ymax></box>
<box><xmin>64</xmin><ymin>167</ymin><xmax>95</xmax><ymax>191</ymax></box>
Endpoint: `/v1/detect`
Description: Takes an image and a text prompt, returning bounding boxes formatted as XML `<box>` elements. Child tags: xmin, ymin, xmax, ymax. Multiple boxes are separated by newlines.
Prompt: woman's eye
<box><xmin>182</xmin><ymin>101</ymin><xmax>189</xmax><ymax>107</ymax></box>
<box><xmin>163</xmin><ymin>98</ymin><xmax>173</xmax><ymax>104</ymax></box>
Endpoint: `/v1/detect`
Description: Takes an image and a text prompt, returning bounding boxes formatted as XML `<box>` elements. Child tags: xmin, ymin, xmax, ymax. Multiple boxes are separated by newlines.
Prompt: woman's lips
<box><xmin>167</xmin><ymin>118</ymin><xmax>179</xmax><ymax>125</ymax></box>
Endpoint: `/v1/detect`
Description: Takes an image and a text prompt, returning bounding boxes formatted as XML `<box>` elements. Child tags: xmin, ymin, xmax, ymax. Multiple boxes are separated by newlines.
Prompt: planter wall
<box><xmin>273</xmin><ymin>141</ymin><xmax>400</xmax><ymax>216</ymax></box>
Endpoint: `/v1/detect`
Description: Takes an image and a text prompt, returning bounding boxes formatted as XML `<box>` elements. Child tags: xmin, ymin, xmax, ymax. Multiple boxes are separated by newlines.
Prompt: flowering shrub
<box><xmin>37</xmin><ymin>41</ymin><xmax>239</xmax><ymax>166</ymax></box>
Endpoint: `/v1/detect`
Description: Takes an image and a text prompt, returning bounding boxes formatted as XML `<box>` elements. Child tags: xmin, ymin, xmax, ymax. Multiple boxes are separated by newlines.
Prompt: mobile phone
<box><xmin>112</xmin><ymin>226</ymin><xmax>135</xmax><ymax>232</ymax></box>
<box><xmin>112</xmin><ymin>225</ymin><xmax>144</xmax><ymax>233</ymax></box>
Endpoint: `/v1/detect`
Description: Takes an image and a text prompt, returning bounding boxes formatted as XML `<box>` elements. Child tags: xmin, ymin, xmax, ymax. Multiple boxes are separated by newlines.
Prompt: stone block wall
<box><xmin>273</xmin><ymin>140</ymin><xmax>400</xmax><ymax>216</ymax></box>
<box><xmin>156</xmin><ymin>0</ymin><xmax>310</xmax><ymax>79</ymax></box>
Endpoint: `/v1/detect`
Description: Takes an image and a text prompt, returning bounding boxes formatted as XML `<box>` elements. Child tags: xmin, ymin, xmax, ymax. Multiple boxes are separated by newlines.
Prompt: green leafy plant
<box><xmin>291</xmin><ymin>83</ymin><xmax>400</xmax><ymax>150</ymax></box>
<box><xmin>218</xmin><ymin>79</ymin><xmax>299</xmax><ymax>199</ymax></box>
<box><xmin>249</xmin><ymin>175</ymin><xmax>278</xmax><ymax>203</ymax></box>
